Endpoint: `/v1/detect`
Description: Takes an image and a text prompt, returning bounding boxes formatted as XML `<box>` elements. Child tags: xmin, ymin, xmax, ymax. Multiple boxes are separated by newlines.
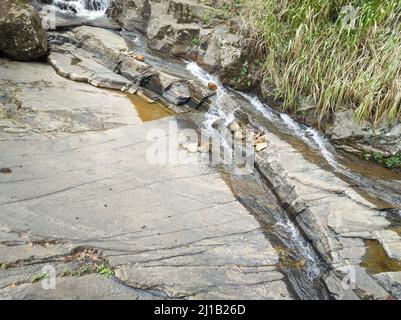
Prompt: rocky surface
<box><xmin>107</xmin><ymin>0</ymin><xmax>244</xmax><ymax>78</ymax></box>
<box><xmin>0</xmin><ymin>0</ymin><xmax>48</xmax><ymax>61</ymax></box>
<box><xmin>0</xmin><ymin>0</ymin><xmax>400</xmax><ymax>300</ymax></box>
<box><xmin>46</xmin><ymin>26</ymin><xmax>215</xmax><ymax>110</ymax></box>
<box><xmin>327</xmin><ymin>111</ymin><xmax>401</xmax><ymax>156</ymax></box>
<box><xmin>106</xmin><ymin>0</ymin><xmax>401</xmax><ymax>156</ymax></box>
<box><xmin>236</xmin><ymin>114</ymin><xmax>401</xmax><ymax>299</ymax></box>
<box><xmin>0</xmin><ymin>60</ymin><xmax>292</xmax><ymax>299</ymax></box>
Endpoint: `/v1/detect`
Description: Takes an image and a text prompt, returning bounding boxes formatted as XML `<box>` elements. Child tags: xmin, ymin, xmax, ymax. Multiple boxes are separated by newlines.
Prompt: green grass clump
<box><xmin>362</xmin><ymin>151</ymin><xmax>401</xmax><ymax>169</ymax></box>
<box><xmin>241</xmin><ymin>0</ymin><xmax>401</xmax><ymax>125</ymax></box>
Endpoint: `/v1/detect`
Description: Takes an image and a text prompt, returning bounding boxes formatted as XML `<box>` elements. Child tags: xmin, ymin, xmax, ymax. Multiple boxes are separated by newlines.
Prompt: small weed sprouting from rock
<box><xmin>97</xmin><ymin>263</ymin><xmax>113</xmax><ymax>278</ymax></box>
<box><xmin>31</xmin><ymin>272</ymin><xmax>49</xmax><ymax>283</ymax></box>
<box><xmin>60</xmin><ymin>262</ymin><xmax>113</xmax><ymax>279</ymax></box>
<box><xmin>191</xmin><ymin>38</ymin><xmax>201</xmax><ymax>47</ymax></box>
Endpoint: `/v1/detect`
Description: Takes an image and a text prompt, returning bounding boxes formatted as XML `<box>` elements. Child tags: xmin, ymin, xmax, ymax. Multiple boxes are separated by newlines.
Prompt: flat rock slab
<box><xmin>0</xmin><ymin>274</ymin><xmax>161</xmax><ymax>300</ymax></box>
<box><xmin>0</xmin><ymin>60</ymin><xmax>292</xmax><ymax>299</ymax></box>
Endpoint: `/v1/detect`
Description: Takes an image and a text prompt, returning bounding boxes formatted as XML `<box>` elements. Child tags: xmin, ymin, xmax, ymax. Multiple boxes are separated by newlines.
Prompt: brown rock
<box><xmin>208</xmin><ymin>82</ymin><xmax>218</xmax><ymax>91</ymax></box>
<box><xmin>134</xmin><ymin>55</ymin><xmax>145</xmax><ymax>62</ymax></box>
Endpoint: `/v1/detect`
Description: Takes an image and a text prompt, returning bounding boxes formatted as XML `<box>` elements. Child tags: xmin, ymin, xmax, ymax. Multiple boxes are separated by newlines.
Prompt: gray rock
<box><xmin>47</xmin><ymin>26</ymin><xmax>213</xmax><ymax>108</ymax></box>
<box><xmin>0</xmin><ymin>59</ymin><xmax>293</xmax><ymax>300</ymax></box>
<box><xmin>0</xmin><ymin>274</ymin><xmax>161</xmax><ymax>300</ymax></box>
<box><xmin>374</xmin><ymin>272</ymin><xmax>401</xmax><ymax>299</ymax></box>
<box><xmin>48</xmin><ymin>44</ymin><xmax>133</xmax><ymax>90</ymax></box>
<box><xmin>327</xmin><ymin>110</ymin><xmax>401</xmax><ymax>155</ymax></box>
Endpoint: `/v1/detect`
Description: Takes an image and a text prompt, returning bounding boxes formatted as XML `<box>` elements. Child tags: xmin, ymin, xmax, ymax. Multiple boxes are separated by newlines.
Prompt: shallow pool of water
<box><xmin>126</xmin><ymin>93</ymin><xmax>173</xmax><ymax>122</ymax></box>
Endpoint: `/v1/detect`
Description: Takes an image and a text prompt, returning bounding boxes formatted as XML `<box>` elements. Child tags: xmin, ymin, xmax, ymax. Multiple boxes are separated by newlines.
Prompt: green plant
<box><xmin>373</xmin><ymin>152</ymin><xmax>383</xmax><ymax>163</ymax></box>
<box><xmin>361</xmin><ymin>151</ymin><xmax>401</xmax><ymax>169</ymax></box>
<box><xmin>362</xmin><ymin>153</ymin><xmax>372</xmax><ymax>161</ymax></box>
<box><xmin>61</xmin><ymin>268</ymin><xmax>72</xmax><ymax>277</ymax></box>
<box><xmin>97</xmin><ymin>263</ymin><xmax>113</xmax><ymax>278</ymax></box>
<box><xmin>202</xmin><ymin>9</ymin><xmax>213</xmax><ymax>24</ymax></box>
<box><xmin>233</xmin><ymin>61</ymin><xmax>254</xmax><ymax>89</ymax></box>
<box><xmin>192</xmin><ymin>38</ymin><xmax>201</xmax><ymax>47</ymax></box>
<box><xmin>384</xmin><ymin>155</ymin><xmax>401</xmax><ymax>168</ymax></box>
<box><xmin>31</xmin><ymin>272</ymin><xmax>48</xmax><ymax>283</ymax></box>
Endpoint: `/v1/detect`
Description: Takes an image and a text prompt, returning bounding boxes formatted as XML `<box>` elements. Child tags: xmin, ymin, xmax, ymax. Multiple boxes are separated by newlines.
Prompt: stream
<box><xmin>122</xmin><ymin>31</ymin><xmax>401</xmax><ymax>300</ymax></box>
<box><xmin>45</xmin><ymin>0</ymin><xmax>401</xmax><ymax>300</ymax></box>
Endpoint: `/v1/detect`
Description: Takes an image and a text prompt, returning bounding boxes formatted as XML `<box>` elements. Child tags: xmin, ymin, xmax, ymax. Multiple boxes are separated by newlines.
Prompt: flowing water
<box><xmin>46</xmin><ymin>3</ymin><xmax>401</xmax><ymax>299</ymax></box>
<box><xmin>185</xmin><ymin>62</ymin><xmax>330</xmax><ymax>299</ymax></box>
<box><xmin>53</xmin><ymin>0</ymin><xmax>109</xmax><ymax>18</ymax></box>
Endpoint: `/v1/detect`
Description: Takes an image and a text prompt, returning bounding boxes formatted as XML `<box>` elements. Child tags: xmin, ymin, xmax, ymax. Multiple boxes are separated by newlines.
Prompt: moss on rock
<box><xmin>0</xmin><ymin>0</ymin><xmax>47</xmax><ymax>61</ymax></box>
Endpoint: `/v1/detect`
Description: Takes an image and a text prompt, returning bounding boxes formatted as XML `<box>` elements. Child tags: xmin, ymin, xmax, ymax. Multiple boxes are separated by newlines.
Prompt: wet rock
<box><xmin>0</xmin><ymin>0</ymin><xmax>47</xmax><ymax>61</ymax></box>
<box><xmin>162</xmin><ymin>82</ymin><xmax>191</xmax><ymax>106</ymax></box>
<box><xmin>251</xmin><ymin>121</ymin><xmax>396</xmax><ymax>299</ymax></box>
<box><xmin>149</xmin><ymin>72</ymin><xmax>181</xmax><ymax>94</ymax></box>
<box><xmin>187</xmin><ymin>80</ymin><xmax>215</xmax><ymax>108</ymax></box>
<box><xmin>120</xmin><ymin>57</ymin><xmax>155</xmax><ymax>84</ymax></box>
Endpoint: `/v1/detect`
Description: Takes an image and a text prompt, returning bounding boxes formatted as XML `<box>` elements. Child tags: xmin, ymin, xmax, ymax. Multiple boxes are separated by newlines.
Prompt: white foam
<box><xmin>54</xmin><ymin>0</ymin><xmax>109</xmax><ymax>19</ymax></box>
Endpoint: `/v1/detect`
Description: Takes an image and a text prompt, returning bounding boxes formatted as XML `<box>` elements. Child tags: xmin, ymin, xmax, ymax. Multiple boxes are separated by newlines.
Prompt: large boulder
<box><xmin>0</xmin><ymin>0</ymin><xmax>48</xmax><ymax>61</ymax></box>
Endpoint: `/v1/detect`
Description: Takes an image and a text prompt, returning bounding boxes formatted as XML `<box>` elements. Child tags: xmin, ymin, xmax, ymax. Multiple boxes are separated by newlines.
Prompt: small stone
<box><xmin>0</xmin><ymin>168</ymin><xmax>12</xmax><ymax>174</ymax></box>
<box><xmin>208</xmin><ymin>82</ymin><xmax>218</xmax><ymax>91</ymax></box>
<box><xmin>255</xmin><ymin>142</ymin><xmax>268</xmax><ymax>152</ymax></box>
<box><xmin>187</xmin><ymin>143</ymin><xmax>198</xmax><ymax>153</ymax></box>
<box><xmin>134</xmin><ymin>55</ymin><xmax>145</xmax><ymax>62</ymax></box>
<box><xmin>229</xmin><ymin>121</ymin><xmax>241</xmax><ymax>132</ymax></box>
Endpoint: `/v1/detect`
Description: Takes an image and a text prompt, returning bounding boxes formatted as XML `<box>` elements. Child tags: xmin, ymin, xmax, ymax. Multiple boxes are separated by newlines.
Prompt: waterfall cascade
<box><xmin>52</xmin><ymin>0</ymin><xmax>110</xmax><ymax>18</ymax></box>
